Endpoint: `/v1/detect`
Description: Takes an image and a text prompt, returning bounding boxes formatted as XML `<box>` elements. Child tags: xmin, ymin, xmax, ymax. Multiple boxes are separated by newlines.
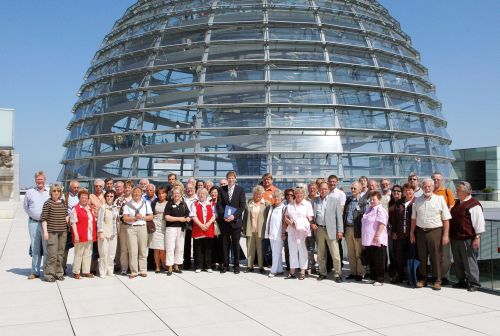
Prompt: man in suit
<box><xmin>218</xmin><ymin>171</ymin><xmax>246</xmax><ymax>274</ymax></box>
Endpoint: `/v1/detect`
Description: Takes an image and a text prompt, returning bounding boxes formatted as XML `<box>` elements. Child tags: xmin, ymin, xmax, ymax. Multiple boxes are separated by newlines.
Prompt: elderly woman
<box><xmin>243</xmin><ymin>186</ymin><xmax>268</xmax><ymax>273</ymax></box>
<box><xmin>265</xmin><ymin>189</ymin><xmax>285</xmax><ymax>277</ymax></box>
<box><xmin>209</xmin><ymin>186</ymin><xmax>223</xmax><ymax>269</ymax></box>
<box><xmin>361</xmin><ymin>190</ymin><xmax>389</xmax><ymax>286</ymax></box>
<box><xmin>149</xmin><ymin>187</ymin><xmax>168</xmax><ymax>273</ymax></box>
<box><xmin>190</xmin><ymin>188</ymin><xmax>216</xmax><ymax>273</ymax></box>
<box><xmin>164</xmin><ymin>187</ymin><xmax>191</xmax><ymax>276</ymax></box>
<box><xmin>283</xmin><ymin>186</ymin><xmax>313</xmax><ymax>280</ymax></box>
<box><xmin>122</xmin><ymin>187</ymin><xmax>153</xmax><ymax>278</ymax></box>
<box><xmin>70</xmin><ymin>189</ymin><xmax>97</xmax><ymax>279</ymax></box>
<box><xmin>40</xmin><ymin>184</ymin><xmax>68</xmax><ymax>282</ymax></box>
<box><xmin>97</xmin><ymin>190</ymin><xmax>119</xmax><ymax>278</ymax></box>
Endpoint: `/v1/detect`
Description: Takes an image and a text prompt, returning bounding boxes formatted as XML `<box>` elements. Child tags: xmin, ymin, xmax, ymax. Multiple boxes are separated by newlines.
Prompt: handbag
<box><xmin>146</xmin><ymin>220</ymin><xmax>156</xmax><ymax>234</ymax></box>
<box><xmin>213</xmin><ymin>221</ymin><xmax>221</xmax><ymax>236</ymax></box>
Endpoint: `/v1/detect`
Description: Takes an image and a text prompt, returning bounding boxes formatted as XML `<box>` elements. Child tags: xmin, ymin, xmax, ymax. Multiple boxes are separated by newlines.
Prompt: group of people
<box><xmin>24</xmin><ymin>169</ymin><xmax>485</xmax><ymax>292</ymax></box>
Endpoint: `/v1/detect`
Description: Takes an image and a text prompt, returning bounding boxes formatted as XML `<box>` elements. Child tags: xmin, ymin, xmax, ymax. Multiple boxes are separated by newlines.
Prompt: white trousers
<box><xmin>98</xmin><ymin>235</ymin><xmax>117</xmax><ymax>277</ymax></box>
<box><xmin>73</xmin><ymin>241</ymin><xmax>92</xmax><ymax>274</ymax></box>
<box><xmin>165</xmin><ymin>227</ymin><xmax>185</xmax><ymax>266</ymax></box>
<box><xmin>270</xmin><ymin>239</ymin><xmax>283</xmax><ymax>274</ymax></box>
<box><xmin>288</xmin><ymin>236</ymin><xmax>308</xmax><ymax>270</ymax></box>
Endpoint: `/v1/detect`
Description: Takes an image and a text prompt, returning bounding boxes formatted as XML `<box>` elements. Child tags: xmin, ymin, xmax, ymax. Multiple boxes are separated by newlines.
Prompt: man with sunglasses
<box><xmin>408</xmin><ymin>173</ymin><xmax>423</xmax><ymax>197</ymax></box>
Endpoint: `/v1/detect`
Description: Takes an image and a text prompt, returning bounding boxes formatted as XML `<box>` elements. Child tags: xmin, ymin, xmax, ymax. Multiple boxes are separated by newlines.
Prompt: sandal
<box><xmin>74</xmin><ymin>274</ymin><xmax>81</xmax><ymax>279</ymax></box>
<box><xmin>284</xmin><ymin>273</ymin><xmax>296</xmax><ymax>280</ymax></box>
<box><xmin>298</xmin><ymin>273</ymin><xmax>305</xmax><ymax>280</ymax></box>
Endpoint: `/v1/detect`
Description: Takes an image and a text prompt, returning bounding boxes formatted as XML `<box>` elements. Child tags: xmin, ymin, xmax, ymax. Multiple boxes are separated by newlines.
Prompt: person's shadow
<box><xmin>6</xmin><ymin>268</ymin><xmax>32</xmax><ymax>277</ymax></box>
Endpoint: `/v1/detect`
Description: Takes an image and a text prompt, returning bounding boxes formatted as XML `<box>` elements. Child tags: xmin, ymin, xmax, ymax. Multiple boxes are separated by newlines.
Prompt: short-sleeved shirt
<box><xmin>262</xmin><ymin>185</ymin><xmax>277</xmax><ymax>205</ymax></box>
<box><xmin>286</xmin><ymin>199</ymin><xmax>313</xmax><ymax>234</ymax></box>
<box><xmin>122</xmin><ymin>200</ymin><xmax>152</xmax><ymax>226</ymax></box>
<box><xmin>329</xmin><ymin>188</ymin><xmax>346</xmax><ymax>207</ymax></box>
<box><xmin>164</xmin><ymin>200</ymin><xmax>190</xmax><ymax>227</ymax></box>
<box><xmin>361</xmin><ymin>204</ymin><xmax>388</xmax><ymax>247</ymax></box>
<box><xmin>434</xmin><ymin>187</ymin><xmax>455</xmax><ymax>209</ymax></box>
<box><xmin>411</xmin><ymin>194</ymin><xmax>451</xmax><ymax>229</ymax></box>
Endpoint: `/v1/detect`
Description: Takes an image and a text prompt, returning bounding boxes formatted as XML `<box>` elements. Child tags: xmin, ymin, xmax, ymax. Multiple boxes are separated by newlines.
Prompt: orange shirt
<box><xmin>434</xmin><ymin>187</ymin><xmax>455</xmax><ymax>209</ymax></box>
<box><xmin>262</xmin><ymin>185</ymin><xmax>277</xmax><ymax>205</ymax></box>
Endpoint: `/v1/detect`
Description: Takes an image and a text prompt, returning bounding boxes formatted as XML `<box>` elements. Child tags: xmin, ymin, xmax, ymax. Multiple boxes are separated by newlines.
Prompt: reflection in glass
<box><xmin>270</xmin><ymin>65</ymin><xmax>329</xmax><ymax>82</ymax></box>
<box><xmin>338</xmin><ymin>109</ymin><xmax>388</xmax><ymax>129</ymax></box>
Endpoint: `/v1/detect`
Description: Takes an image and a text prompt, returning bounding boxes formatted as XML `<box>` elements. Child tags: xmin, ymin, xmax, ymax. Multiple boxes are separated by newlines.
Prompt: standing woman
<box><xmin>97</xmin><ymin>190</ymin><xmax>119</xmax><ymax>278</ymax></box>
<box><xmin>122</xmin><ymin>187</ymin><xmax>153</xmax><ymax>278</ymax></box>
<box><xmin>41</xmin><ymin>184</ymin><xmax>68</xmax><ymax>282</ymax></box>
<box><xmin>149</xmin><ymin>187</ymin><xmax>168</xmax><ymax>273</ymax></box>
<box><xmin>70</xmin><ymin>189</ymin><xmax>97</xmax><ymax>279</ymax></box>
<box><xmin>265</xmin><ymin>189</ymin><xmax>285</xmax><ymax>277</ymax></box>
<box><xmin>164</xmin><ymin>187</ymin><xmax>191</xmax><ymax>276</ymax></box>
<box><xmin>190</xmin><ymin>188</ymin><xmax>216</xmax><ymax>273</ymax></box>
<box><xmin>283</xmin><ymin>187</ymin><xmax>313</xmax><ymax>280</ymax></box>
<box><xmin>361</xmin><ymin>191</ymin><xmax>389</xmax><ymax>286</ymax></box>
<box><xmin>244</xmin><ymin>186</ymin><xmax>268</xmax><ymax>273</ymax></box>
<box><xmin>209</xmin><ymin>186</ymin><xmax>223</xmax><ymax>270</ymax></box>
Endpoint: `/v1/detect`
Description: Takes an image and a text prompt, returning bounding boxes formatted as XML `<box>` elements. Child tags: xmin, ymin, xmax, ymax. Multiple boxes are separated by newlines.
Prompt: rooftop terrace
<box><xmin>1</xmin><ymin>206</ymin><xmax>499</xmax><ymax>336</ymax></box>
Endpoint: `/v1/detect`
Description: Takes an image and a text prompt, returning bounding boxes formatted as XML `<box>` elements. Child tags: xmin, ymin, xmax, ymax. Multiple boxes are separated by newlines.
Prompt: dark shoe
<box><xmin>244</xmin><ymin>268</ymin><xmax>254</xmax><ymax>273</ymax></box>
<box><xmin>44</xmin><ymin>277</ymin><xmax>56</xmax><ymax>282</ymax></box>
<box><xmin>233</xmin><ymin>268</ymin><xmax>240</xmax><ymax>274</ymax></box>
<box><xmin>334</xmin><ymin>277</ymin><xmax>343</xmax><ymax>283</ymax></box>
<box><xmin>73</xmin><ymin>274</ymin><xmax>81</xmax><ymax>280</ymax></box>
<box><xmin>453</xmin><ymin>281</ymin><xmax>468</xmax><ymax>289</ymax></box>
<box><xmin>391</xmin><ymin>277</ymin><xmax>401</xmax><ymax>284</ymax></box>
<box><xmin>310</xmin><ymin>267</ymin><xmax>317</xmax><ymax>275</ymax></box>
<box><xmin>432</xmin><ymin>281</ymin><xmax>442</xmax><ymax>291</ymax></box>
<box><xmin>56</xmin><ymin>276</ymin><xmax>65</xmax><ymax>281</ymax></box>
<box><xmin>346</xmin><ymin>274</ymin><xmax>356</xmax><ymax>280</ymax></box>
<box><xmin>416</xmin><ymin>280</ymin><xmax>426</xmax><ymax>288</ymax></box>
<box><xmin>298</xmin><ymin>273</ymin><xmax>305</xmax><ymax>280</ymax></box>
<box><xmin>82</xmin><ymin>273</ymin><xmax>94</xmax><ymax>278</ymax></box>
<box><xmin>259</xmin><ymin>268</ymin><xmax>265</xmax><ymax>274</ymax></box>
<box><xmin>166</xmin><ymin>271</ymin><xmax>172</xmax><ymax>276</ymax></box>
<box><xmin>220</xmin><ymin>267</ymin><xmax>227</xmax><ymax>274</ymax></box>
<box><xmin>468</xmin><ymin>285</ymin><xmax>480</xmax><ymax>292</ymax></box>
<box><xmin>364</xmin><ymin>273</ymin><xmax>371</xmax><ymax>279</ymax></box>
<box><xmin>441</xmin><ymin>278</ymin><xmax>450</xmax><ymax>286</ymax></box>
<box><xmin>173</xmin><ymin>268</ymin><xmax>182</xmax><ymax>274</ymax></box>
<box><xmin>155</xmin><ymin>270</ymin><xmax>160</xmax><ymax>274</ymax></box>
<box><xmin>317</xmin><ymin>274</ymin><xmax>327</xmax><ymax>281</ymax></box>
<box><xmin>284</xmin><ymin>273</ymin><xmax>296</xmax><ymax>280</ymax></box>
<box><xmin>27</xmin><ymin>274</ymin><xmax>39</xmax><ymax>280</ymax></box>
<box><xmin>355</xmin><ymin>275</ymin><xmax>363</xmax><ymax>282</ymax></box>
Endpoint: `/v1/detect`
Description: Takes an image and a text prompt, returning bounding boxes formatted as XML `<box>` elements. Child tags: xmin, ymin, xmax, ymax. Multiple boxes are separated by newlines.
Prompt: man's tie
<box><xmin>228</xmin><ymin>186</ymin><xmax>233</xmax><ymax>202</ymax></box>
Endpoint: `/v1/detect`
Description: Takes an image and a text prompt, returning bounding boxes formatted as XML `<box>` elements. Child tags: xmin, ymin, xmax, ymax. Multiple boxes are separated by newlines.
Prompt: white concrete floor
<box><xmin>1</xmin><ymin>207</ymin><xmax>499</xmax><ymax>336</ymax></box>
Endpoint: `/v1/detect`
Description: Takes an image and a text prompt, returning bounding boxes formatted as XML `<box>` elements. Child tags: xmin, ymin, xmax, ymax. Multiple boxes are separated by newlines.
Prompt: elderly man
<box><xmin>380</xmin><ymin>178</ymin><xmax>392</xmax><ymax>211</ymax></box>
<box><xmin>450</xmin><ymin>181</ymin><xmax>485</xmax><ymax>292</ymax></box>
<box><xmin>114</xmin><ymin>181</ymin><xmax>124</xmax><ymax>199</ymax></box>
<box><xmin>408</xmin><ymin>173</ymin><xmax>423</xmax><ymax>197</ymax></box>
<box><xmin>23</xmin><ymin>171</ymin><xmax>50</xmax><ymax>279</ymax></box>
<box><xmin>343</xmin><ymin>181</ymin><xmax>365</xmax><ymax>281</ymax></box>
<box><xmin>432</xmin><ymin>171</ymin><xmax>455</xmax><ymax>286</ymax></box>
<box><xmin>143</xmin><ymin>183</ymin><xmax>157</xmax><ymax>203</ymax></box>
<box><xmin>410</xmin><ymin>178</ymin><xmax>451</xmax><ymax>290</ymax></box>
<box><xmin>62</xmin><ymin>180</ymin><xmax>80</xmax><ymax>275</ymax></box>
<box><xmin>218</xmin><ymin>178</ymin><xmax>228</xmax><ymax>187</ymax></box>
<box><xmin>117</xmin><ymin>180</ymin><xmax>133</xmax><ymax>275</ymax></box>
<box><xmin>139</xmin><ymin>178</ymin><xmax>149</xmax><ymax>193</ymax></box>
<box><xmin>104</xmin><ymin>177</ymin><xmax>114</xmax><ymax>192</ymax></box>
<box><xmin>261</xmin><ymin>173</ymin><xmax>277</xmax><ymax>205</ymax></box>
<box><xmin>358</xmin><ymin>176</ymin><xmax>368</xmax><ymax>198</ymax></box>
<box><xmin>327</xmin><ymin>175</ymin><xmax>347</xmax><ymax>270</ymax></box>
<box><xmin>313</xmin><ymin>182</ymin><xmax>343</xmax><ymax>282</ymax></box>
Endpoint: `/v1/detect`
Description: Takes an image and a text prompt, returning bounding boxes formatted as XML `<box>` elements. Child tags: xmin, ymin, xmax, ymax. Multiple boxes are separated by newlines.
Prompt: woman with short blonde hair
<box><xmin>243</xmin><ymin>185</ymin><xmax>268</xmax><ymax>273</ymax></box>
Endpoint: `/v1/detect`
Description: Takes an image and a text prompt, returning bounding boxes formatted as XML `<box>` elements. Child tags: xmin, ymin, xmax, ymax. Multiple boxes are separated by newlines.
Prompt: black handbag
<box><xmin>146</xmin><ymin>220</ymin><xmax>156</xmax><ymax>234</ymax></box>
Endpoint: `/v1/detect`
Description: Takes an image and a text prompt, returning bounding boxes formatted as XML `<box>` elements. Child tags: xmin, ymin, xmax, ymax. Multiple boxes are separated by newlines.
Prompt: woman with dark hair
<box><xmin>209</xmin><ymin>186</ymin><xmax>223</xmax><ymax>270</ymax></box>
<box><xmin>361</xmin><ymin>190</ymin><xmax>389</xmax><ymax>286</ymax></box>
<box><xmin>149</xmin><ymin>187</ymin><xmax>168</xmax><ymax>273</ymax></box>
<box><xmin>97</xmin><ymin>190</ymin><xmax>119</xmax><ymax>278</ymax></box>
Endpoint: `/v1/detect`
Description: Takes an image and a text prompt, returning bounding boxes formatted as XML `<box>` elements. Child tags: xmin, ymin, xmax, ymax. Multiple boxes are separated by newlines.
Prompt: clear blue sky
<box><xmin>1</xmin><ymin>1</ymin><xmax>498</xmax><ymax>187</ymax></box>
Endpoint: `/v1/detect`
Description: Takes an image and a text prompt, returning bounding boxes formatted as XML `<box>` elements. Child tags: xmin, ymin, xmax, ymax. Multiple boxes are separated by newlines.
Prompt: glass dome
<box><xmin>60</xmin><ymin>0</ymin><xmax>453</xmax><ymax>188</ymax></box>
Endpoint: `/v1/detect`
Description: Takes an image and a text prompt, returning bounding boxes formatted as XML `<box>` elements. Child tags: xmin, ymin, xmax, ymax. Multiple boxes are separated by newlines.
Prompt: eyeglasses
<box><xmin>393</xmin><ymin>190</ymin><xmax>402</xmax><ymax>193</ymax></box>
<box><xmin>285</xmin><ymin>194</ymin><xmax>294</xmax><ymax>197</ymax></box>
<box><xmin>106</xmin><ymin>195</ymin><xmax>114</xmax><ymax>198</ymax></box>
<box><xmin>350</xmin><ymin>187</ymin><xmax>358</xmax><ymax>190</ymax></box>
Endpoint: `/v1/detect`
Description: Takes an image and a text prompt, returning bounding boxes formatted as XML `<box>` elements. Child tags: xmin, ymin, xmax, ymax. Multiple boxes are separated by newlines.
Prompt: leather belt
<box><xmin>29</xmin><ymin>217</ymin><xmax>42</xmax><ymax>223</ymax></box>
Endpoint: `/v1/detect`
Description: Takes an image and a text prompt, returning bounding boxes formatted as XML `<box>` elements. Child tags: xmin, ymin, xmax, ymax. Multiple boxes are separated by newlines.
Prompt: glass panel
<box><xmin>124</xmin><ymin>35</ymin><xmax>155</xmax><ymax>53</ymax></box>
<box><xmin>428</xmin><ymin>139</ymin><xmax>453</xmax><ymax>158</ymax></box>
<box><xmin>413</xmin><ymin>80</ymin><xmax>436</xmax><ymax>99</ymax></box>
<box><xmin>394</xmin><ymin>136</ymin><xmax>429</xmax><ymax>155</ymax></box>
<box><xmin>272</xmin><ymin>154</ymin><xmax>339</xmax><ymax>177</ymax></box>
<box><xmin>150</xmin><ymin>67</ymin><xmax>200</xmax><ymax>86</ymax></box>
<box><xmin>370</xmin><ymin>37</ymin><xmax>400</xmax><ymax>54</ymax></box>
<box><xmin>271</xmin><ymin>85</ymin><xmax>332</xmax><ymax>104</ymax></box>
<box><xmin>154</xmin><ymin>45</ymin><xmax>204</xmax><ymax>65</ymax></box>
<box><xmin>333</xmin><ymin>66</ymin><xmax>379</xmax><ymax>85</ymax></box>
<box><xmin>63</xmin><ymin>160</ymin><xmax>91</xmax><ymax>179</ymax></box>
<box><xmin>400</xmin><ymin>45</ymin><xmax>417</xmax><ymax>59</ymax></box>
<box><xmin>342</xmin><ymin>134</ymin><xmax>392</xmax><ymax>153</ymax></box>
<box><xmin>205</xmin><ymin>65</ymin><xmax>265</xmax><ymax>81</ymax></box>
<box><xmin>143</xmin><ymin>109</ymin><xmax>197</xmax><ymax>131</ymax></box>
<box><xmin>160</xmin><ymin>29</ymin><xmax>206</xmax><ymax>46</ymax></box>
<box><xmin>268</xmin><ymin>10</ymin><xmax>316</xmax><ymax>23</ymax></box>
<box><xmin>137</xmin><ymin>156</ymin><xmax>195</xmax><ymax>178</ymax></box>
<box><xmin>391</xmin><ymin>113</ymin><xmax>425</xmax><ymax>133</ymax></box>
<box><xmin>100</xmin><ymin>157</ymin><xmax>134</xmax><ymax>178</ymax></box>
<box><xmin>117</xmin><ymin>54</ymin><xmax>150</xmax><ymax>72</ymax></box>
<box><xmin>425</xmin><ymin>119</ymin><xmax>450</xmax><ymax>139</ymax></box>
<box><xmin>315</xmin><ymin>1</ymin><xmax>351</xmax><ymax>11</ymax></box>
<box><xmin>217</xmin><ymin>0</ymin><xmax>264</xmax><ymax>7</ymax></box>
<box><xmin>268</xmin><ymin>0</ymin><xmax>311</xmax><ymax>7</ymax></box>
<box><xmin>363</xmin><ymin>21</ymin><xmax>391</xmax><ymax>36</ymax></box>
<box><xmin>199</xmin><ymin>153</ymin><xmax>268</xmax><ymax>177</ymax></box>
<box><xmin>270</xmin><ymin>65</ymin><xmax>329</xmax><ymax>82</ymax></box>
<box><xmin>382</xmin><ymin>72</ymin><xmax>414</xmax><ymax>91</ymax></box>
<box><xmin>139</xmin><ymin>132</ymin><xmax>196</xmax><ymax>153</ymax></box>
<box><xmin>98</xmin><ymin>135</ymin><xmax>136</xmax><ymax>153</ymax></box>
<box><xmin>203</xmin><ymin>84</ymin><xmax>266</xmax><ymax>104</ymax></box>
<box><xmin>208</xmin><ymin>43</ymin><xmax>264</xmax><ymax>60</ymax></box>
<box><xmin>324</xmin><ymin>28</ymin><xmax>367</xmax><ymax>46</ymax></box>
<box><xmin>210</xmin><ymin>26</ymin><xmax>264</xmax><ymax>40</ymax></box>
<box><xmin>433</xmin><ymin>159</ymin><xmax>452</xmax><ymax>178</ymax></box>
<box><xmin>165</xmin><ymin>13</ymin><xmax>210</xmax><ymax>27</ymax></box>
<box><xmin>335</xmin><ymin>88</ymin><xmax>385</xmax><ymax>107</ymax></box>
<box><xmin>101</xmin><ymin>114</ymin><xmax>138</xmax><ymax>134</ymax></box>
<box><xmin>111</xmin><ymin>73</ymin><xmax>146</xmax><ymax>91</ymax></box>
<box><xmin>419</xmin><ymin>100</ymin><xmax>443</xmax><ymax>118</ymax></box>
<box><xmin>105</xmin><ymin>92</ymin><xmax>144</xmax><ymax>112</ymax></box>
<box><xmin>270</xmin><ymin>107</ymin><xmax>335</xmax><ymax>127</ymax></box>
<box><xmin>337</xmin><ymin>109</ymin><xmax>388</xmax><ymax>129</ymax></box>
<box><xmin>376</xmin><ymin>55</ymin><xmax>406</xmax><ymax>72</ymax></box>
<box><xmin>199</xmin><ymin>130</ymin><xmax>267</xmax><ymax>152</ymax></box>
<box><xmin>271</xmin><ymin>133</ymin><xmax>342</xmax><ymax>151</ymax></box>
<box><xmin>146</xmin><ymin>87</ymin><xmax>199</xmax><ymax>107</ymax></box>
<box><xmin>342</xmin><ymin>155</ymin><xmax>395</xmax><ymax>177</ymax></box>
<box><xmin>352</xmin><ymin>5</ymin><xmax>380</xmax><ymax>20</ymax></box>
<box><xmin>399</xmin><ymin>156</ymin><xmax>433</xmax><ymax>176</ymax></box>
<box><xmin>87</xmin><ymin>61</ymin><xmax>117</xmax><ymax>82</ymax></box>
<box><xmin>387</xmin><ymin>93</ymin><xmax>419</xmax><ymax>112</ymax></box>
<box><xmin>320</xmin><ymin>13</ymin><xmax>359</xmax><ymax>28</ymax></box>
<box><xmin>200</xmin><ymin>107</ymin><xmax>266</xmax><ymax>128</ymax></box>
<box><xmin>269</xmin><ymin>43</ymin><xmax>325</xmax><ymax>61</ymax></box>
<box><xmin>406</xmin><ymin>62</ymin><xmax>427</xmax><ymax>77</ymax></box>
<box><xmin>214</xmin><ymin>9</ymin><xmax>263</xmax><ymax>23</ymax></box>
<box><xmin>269</xmin><ymin>27</ymin><xmax>321</xmax><ymax>41</ymax></box>
<box><xmin>329</xmin><ymin>48</ymin><xmax>374</xmax><ymax>65</ymax></box>
<box><xmin>76</xmin><ymin>139</ymin><xmax>95</xmax><ymax>158</ymax></box>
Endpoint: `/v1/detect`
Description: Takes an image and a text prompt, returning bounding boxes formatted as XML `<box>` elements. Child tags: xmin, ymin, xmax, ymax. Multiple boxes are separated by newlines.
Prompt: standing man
<box><xmin>306</xmin><ymin>182</ymin><xmax>319</xmax><ymax>274</ymax></box>
<box><xmin>143</xmin><ymin>184</ymin><xmax>157</xmax><ymax>204</ymax></box>
<box><xmin>410</xmin><ymin>178</ymin><xmax>451</xmax><ymax>290</ymax></box>
<box><xmin>167</xmin><ymin>173</ymin><xmax>177</xmax><ymax>197</ymax></box>
<box><xmin>432</xmin><ymin>171</ymin><xmax>455</xmax><ymax>286</ymax></box>
<box><xmin>312</xmin><ymin>182</ymin><xmax>343</xmax><ymax>282</ymax></box>
<box><xmin>343</xmin><ymin>182</ymin><xmax>365</xmax><ymax>281</ymax></box>
<box><xmin>114</xmin><ymin>181</ymin><xmax>124</xmax><ymax>199</ymax></box>
<box><xmin>261</xmin><ymin>173</ymin><xmax>276</xmax><ymax>266</ymax></box>
<box><xmin>450</xmin><ymin>181</ymin><xmax>485</xmax><ymax>292</ymax></box>
<box><xmin>183</xmin><ymin>183</ymin><xmax>198</xmax><ymax>269</ymax></box>
<box><xmin>104</xmin><ymin>177</ymin><xmax>114</xmax><ymax>192</ymax></box>
<box><xmin>23</xmin><ymin>171</ymin><xmax>50</xmax><ymax>279</ymax></box>
<box><xmin>62</xmin><ymin>180</ymin><xmax>80</xmax><ymax>275</ymax></box>
<box><xmin>380</xmin><ymin>178</ymin><xmax>392</xmax><ymax>211</ymax></box>
<box><xmin>327</xmin><ymin>175</ymin><xmax>346</xmax><ymax>270</ymax></box>
<box><xmin>408</xmin><ymin>173</ymin><xmax>423</xmax><ymax>197</ymax></box>
<box><xmin>218</xmin><ymin>171</ymin><xmax>246</xmax><ymax>274</ymax></box>
<box><xmin>139</xmin><ymin>178</ymin><xmax>149</xmax><ymax>193</ymax></box>
<box><xmin>358</xmin><ymin>176</ymin><xmax>368</xmax><ymax>198</ymax></box>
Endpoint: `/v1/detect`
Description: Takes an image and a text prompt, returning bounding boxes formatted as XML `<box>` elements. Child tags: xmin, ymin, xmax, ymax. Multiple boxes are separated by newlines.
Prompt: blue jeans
<box><xmin>28</xmin><ymin>219</ymin><xmax>47</xmax><ymax>275</ymax></box>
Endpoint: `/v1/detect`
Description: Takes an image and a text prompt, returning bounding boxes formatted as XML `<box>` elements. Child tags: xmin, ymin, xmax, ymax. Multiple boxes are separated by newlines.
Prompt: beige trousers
<box><xmin>345</xmin><ymin>226</ymin><xmax>365</xmax><ymax>276</ymax></box>
<box><xmin>247</xmin><ymin>233</ymin><xmax>263</xmax><ymax>269</ymax></box>
<box><xmin>98</xmin><ymin>235</ymin><xmax>117</xmax><ymax>277</ymax></box>
<box><xmin>119</xmin><ymin>224</ymin><xmax>129</xmax><ymax>273</ymax></box>
<box><xmin>316</xmin><ymin>226</ymin><xmax>342</xmax><ymax>277</ymax></box>
<box><xmin>73</xmin><ymin>241</ymin><xmax>93</xmax><ymax>274</ymax></box>
<box><xmin>126</xmin><ymin>225</ymin><xmax>148</xmax><ymax>274</ymax></box>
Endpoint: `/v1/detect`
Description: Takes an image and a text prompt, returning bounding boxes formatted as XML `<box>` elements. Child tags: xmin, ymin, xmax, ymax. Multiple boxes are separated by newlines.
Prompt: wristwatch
<box><xmin>475</xmin><ymin>234</ymin><xmax>481</xmax><ymax>239</ymax></box>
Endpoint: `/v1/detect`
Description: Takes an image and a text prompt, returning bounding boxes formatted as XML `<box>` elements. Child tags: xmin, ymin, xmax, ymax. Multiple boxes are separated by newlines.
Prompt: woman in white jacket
<box><xmin>264</xmin><ymin>189</ymin><xmax>285</xmax><ymax>278</ymax></box>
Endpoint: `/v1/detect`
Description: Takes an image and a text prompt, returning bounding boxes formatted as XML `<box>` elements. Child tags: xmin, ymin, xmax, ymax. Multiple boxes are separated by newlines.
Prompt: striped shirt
<box><xmin>41</xmin><ymin>199</ymin><xmax>67</xmax><ymax>232</ymax></box>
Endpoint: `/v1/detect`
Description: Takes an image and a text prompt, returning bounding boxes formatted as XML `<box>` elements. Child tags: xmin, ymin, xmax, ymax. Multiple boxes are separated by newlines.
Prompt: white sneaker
<box><xmin>268</xmin><ymin>273</ymin><xmax>275</xmax><ymax>278</ymax></box>
<box><xmin>195</xmin><ymin>269</ymin><xmax>202</xmax><ymax>273</ymax></box>
<box><xmin>99</xmin><ymin>276</ymin><xmax>106</xmax><ymax>279</ymax></box>
<box><xmin>373</xmin><ymin>281</ymin><xmax>384</xmax><ymax>286</ymax></box>
<box><xmin>207</xmin><ymin>268</ymin><xmax>213</xmax><ymax>273</ymax></box>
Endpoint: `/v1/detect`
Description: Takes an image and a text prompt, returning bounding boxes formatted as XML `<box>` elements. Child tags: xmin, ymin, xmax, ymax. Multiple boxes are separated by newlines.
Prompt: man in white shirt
<box><xmin>380</xmin><ymin>178</ymin><xmax>392</xmax><ymax>211</ymax></box>
<box><xmin>408</xmin><ymin>173</ymin><xmax>423</xmax><ymax>197</ymax></box>
<box><xmin>410</xmin><ymin>178</ymin><xmax>451</xmax><ymax>290</ymax></box>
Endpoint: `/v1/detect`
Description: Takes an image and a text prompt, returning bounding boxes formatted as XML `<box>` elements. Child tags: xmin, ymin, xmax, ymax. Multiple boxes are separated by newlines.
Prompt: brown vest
<box><xmin>450</xmin><ymin>197</ymin><xmax>482</xmax><ymax>240</ymax></box>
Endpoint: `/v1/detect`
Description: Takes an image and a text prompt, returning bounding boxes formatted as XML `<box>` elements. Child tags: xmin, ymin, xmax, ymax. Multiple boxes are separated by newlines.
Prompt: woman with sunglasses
<box><xmin>97</xmin><ymin>190</ymin><xmax>119</xmax><ymax>278</ymax></box>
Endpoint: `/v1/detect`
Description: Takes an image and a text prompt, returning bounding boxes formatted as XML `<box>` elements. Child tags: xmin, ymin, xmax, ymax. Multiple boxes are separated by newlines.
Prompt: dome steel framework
<box><xmin>60</xmin><ymin>0</ymin><xmax>453</xmax><ymax>188</ymax></box>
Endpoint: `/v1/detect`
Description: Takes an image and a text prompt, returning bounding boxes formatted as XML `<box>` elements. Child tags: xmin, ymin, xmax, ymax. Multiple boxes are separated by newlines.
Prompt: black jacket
<box><xmin>343</xmin><ymin>196</ymin><xmax>364</xmax><ymax>238</ymax></box>
<box><xmin>217</xmin><ymin>184</ymin><xmax>246</xmax><ymax>229</ymax></box>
